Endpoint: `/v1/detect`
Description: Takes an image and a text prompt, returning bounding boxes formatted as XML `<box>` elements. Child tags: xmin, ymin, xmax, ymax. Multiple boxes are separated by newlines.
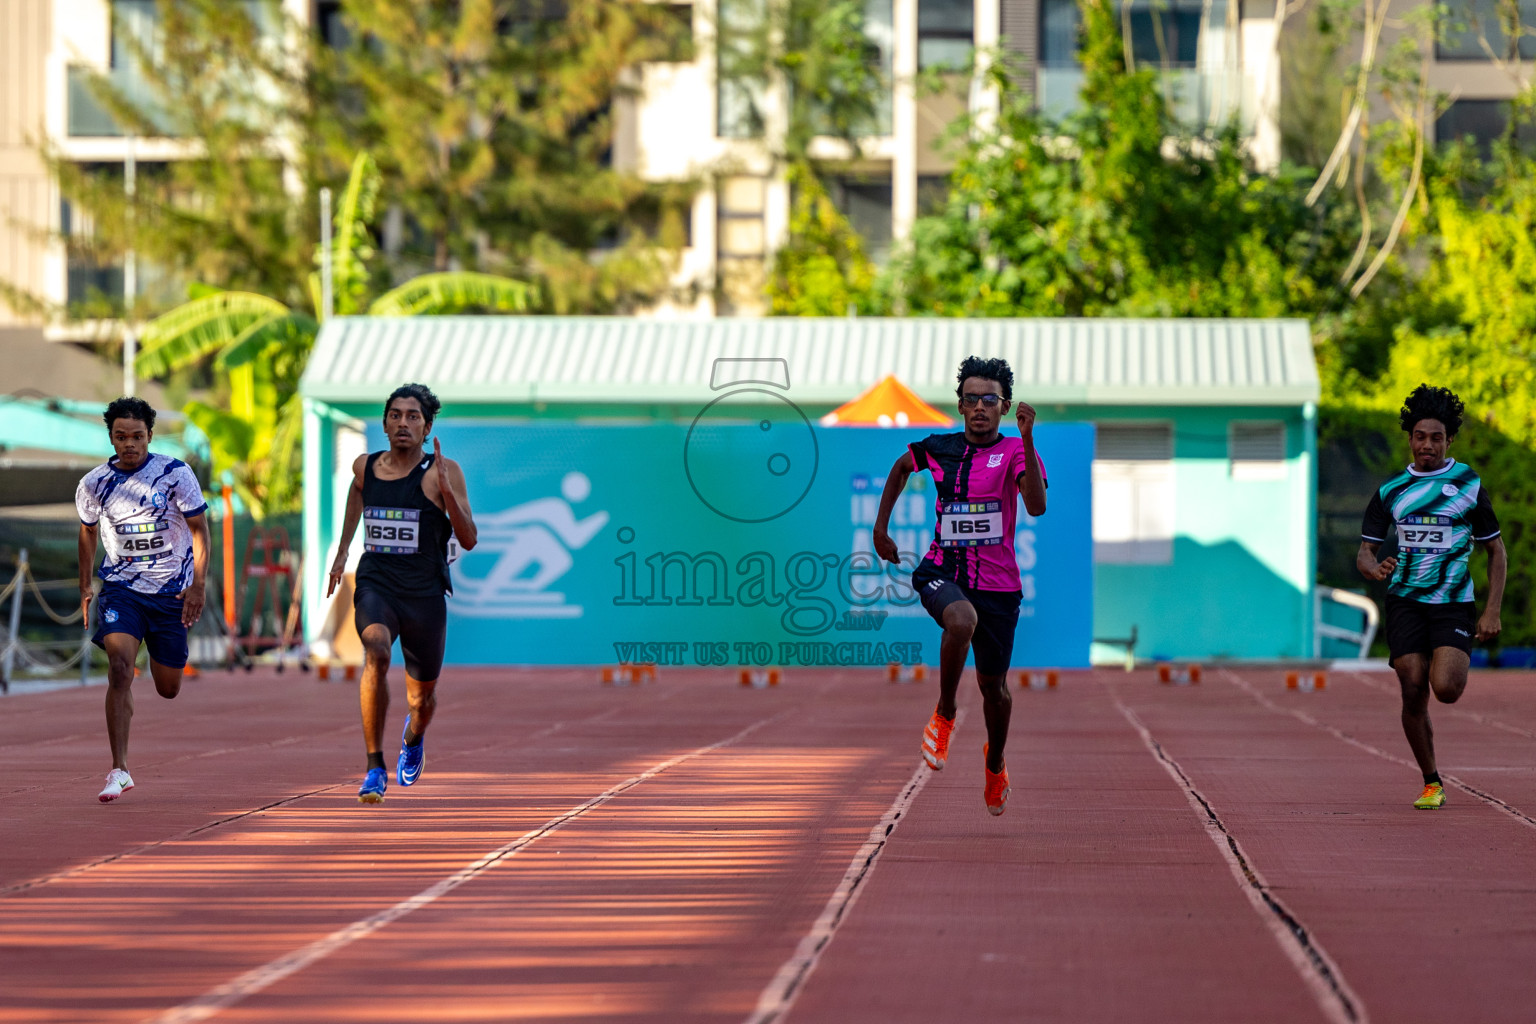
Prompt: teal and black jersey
<box><xmin>1362</xmin><ymin>459</ymin><xmax>1500</xmax><ymax>604</ymax></box>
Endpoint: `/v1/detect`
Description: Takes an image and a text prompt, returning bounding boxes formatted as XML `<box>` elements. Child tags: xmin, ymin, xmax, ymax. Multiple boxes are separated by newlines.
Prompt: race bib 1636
<box><xmin>364</xmin><ymin>507</ymin><xmax>421</xmax><ymax>554</ymax></box>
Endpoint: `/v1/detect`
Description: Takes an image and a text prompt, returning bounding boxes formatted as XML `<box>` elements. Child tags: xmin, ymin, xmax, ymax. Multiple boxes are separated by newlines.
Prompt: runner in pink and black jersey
<box><xmin>873</xmin><ymin>357</ymin><xmax>1047</xmax><ymax>816</ymax></box>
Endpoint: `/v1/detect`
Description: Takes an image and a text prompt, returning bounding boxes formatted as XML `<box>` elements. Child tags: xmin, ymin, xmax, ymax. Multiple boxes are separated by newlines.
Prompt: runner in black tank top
<box><xmin>327</xmin><ymin>384</ymin><xmax>479</xmax><ymax>804</ymax></box>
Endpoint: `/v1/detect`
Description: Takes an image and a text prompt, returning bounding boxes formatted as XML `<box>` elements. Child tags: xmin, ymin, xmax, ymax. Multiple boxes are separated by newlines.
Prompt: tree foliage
<box><xmin>881</xmin><ymin>0</ymin><xmax>1357</xmax><ymax>318</ymax></box>
<box><xmin>319</xmin><ymin>0</ymin><xmax>692</xmax><ymax>313</ymax></box>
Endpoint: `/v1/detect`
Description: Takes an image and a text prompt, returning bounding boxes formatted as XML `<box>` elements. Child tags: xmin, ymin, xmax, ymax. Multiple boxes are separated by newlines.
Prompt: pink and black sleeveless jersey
<box><xmin>908</xmin><ymin>433</ymin><xmax>1047</xmax><ymax>592</ymax></box>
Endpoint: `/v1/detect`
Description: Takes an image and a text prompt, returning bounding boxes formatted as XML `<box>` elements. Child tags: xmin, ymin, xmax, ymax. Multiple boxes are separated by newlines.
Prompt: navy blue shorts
<box><xmin>911</xmin><ymin>565</ymin><xmax>1022</xmax><ymax>677</ymax></box>
<box><xmin>92</xmin><ymin>583</ymin><xmax>189</xmax><ymax>669</ymax></box>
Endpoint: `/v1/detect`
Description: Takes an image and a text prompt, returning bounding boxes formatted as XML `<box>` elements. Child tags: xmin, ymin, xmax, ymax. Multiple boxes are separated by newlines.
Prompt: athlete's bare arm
<box><xmin>427</xmin><ymin>437</ymin><xmax>477</xmax><ymax>551</ymax></box>
<box><xmin>326</xmin><ymin>454</ymin><xmax>368</xmax><ymax>598</ymax></box>
<box><xmin>872</xmin><ymin>451</ymin><xmax>915</xmax><ymax>565</ymax></box>
<box><xmin>180</xmin><ymin>514</ymin><xmax>210</xmax><ymax>628</ymax></box>
<box><xmin>77</xmin><ymin>521</ymin><xmax>99</xmax><ymax>623</ymax></box>
<box><xmin>1356</xmin><ymin>540</ymin><xmax>1397</xmax><ymax>582</ymax></box>
<box><xmin>1014</xmin><ymin>401</ymin><xmax>1046</xmax><ymax>517</ymax></box>
<box><xmin>1477</xmin><ymin>536</ymin><xmax>1507</xmax><ymax>641</ymax></box>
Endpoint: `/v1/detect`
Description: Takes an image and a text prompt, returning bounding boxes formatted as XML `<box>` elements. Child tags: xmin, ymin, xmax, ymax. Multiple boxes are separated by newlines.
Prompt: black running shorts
<box><xmin>354</xmin><ymin>587</ymin><xmax>448</xmax><ymax>681</ymax></box>
<box><xmin>911</xmin><ymin>565</ymin><xmax>1022</xmax><ymax>677</ymax></box>
<box><xmin>1384</xmin><ymin>595</ymin><xmax>1476</xmax><ymax>664</ymax></box>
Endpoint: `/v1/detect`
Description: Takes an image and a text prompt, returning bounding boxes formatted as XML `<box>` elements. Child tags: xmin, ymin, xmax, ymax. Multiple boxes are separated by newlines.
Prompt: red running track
<box><xmin>3</xmin><ymin>665</ymin><xmax>1536</xmax><ymax>1023</ymax></box>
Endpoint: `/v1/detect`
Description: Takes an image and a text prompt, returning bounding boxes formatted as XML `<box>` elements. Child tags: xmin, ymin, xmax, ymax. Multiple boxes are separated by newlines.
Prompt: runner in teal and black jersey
<box><xmin>1358</xmin><ymin>384</ymin><xmax>1507</xmax><ymax>810</ymax></box>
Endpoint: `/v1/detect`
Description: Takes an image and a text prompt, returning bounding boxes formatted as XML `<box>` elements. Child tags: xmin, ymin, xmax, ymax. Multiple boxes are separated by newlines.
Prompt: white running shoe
<box><xmin>98</xmin><ymin>768</ymin><xmax>134</xmax><ymax>802</ymax></box>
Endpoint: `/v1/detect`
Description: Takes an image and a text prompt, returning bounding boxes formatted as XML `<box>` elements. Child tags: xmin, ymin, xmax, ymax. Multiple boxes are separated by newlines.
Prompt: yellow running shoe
<box><xmin>1413</xmin><ymin>782</ymin><xmax>1445</xmax><ymax>809</ymax></box>
<box><xmin>921</xmin><ymin>707</ymin><xmax>956</xmax><ymax>770</ymax></box>
<box><xmin>983</xmin><ymin>743</ymin><xmax>1009</xmax><ymax>816</ymax></box>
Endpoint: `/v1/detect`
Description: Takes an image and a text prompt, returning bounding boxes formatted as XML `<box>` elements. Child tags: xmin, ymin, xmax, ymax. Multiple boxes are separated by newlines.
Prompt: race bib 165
<box><xmin>939</xmin><ymin>501</ymin><xmax>1004</xmax><ymax>547</ymax></box>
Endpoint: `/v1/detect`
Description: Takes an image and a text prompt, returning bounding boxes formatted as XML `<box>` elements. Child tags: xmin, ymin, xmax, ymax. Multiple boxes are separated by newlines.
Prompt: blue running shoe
<box><xmin>397</xmin><ymin>715</ymin><xmax>424</xmax><ymax>787</ymax></box>
<box><xmin>358</xmin><ymin>766</ymin><xmax>387</xmax><ymax>804</ymax></box>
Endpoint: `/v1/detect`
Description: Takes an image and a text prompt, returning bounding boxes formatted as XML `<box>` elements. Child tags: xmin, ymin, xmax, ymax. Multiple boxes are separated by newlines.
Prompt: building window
<box><xmin>1126</xmin><ymin>0</ymin><xmax>1206</xmax><ymax>67</ymax></box>
<box><xmin>829</xmin><ymin>177</ymin><xmax>893</xmax><ymax>261</ymax></box>
<box><xmin>1039</xmin><ymin>0</ymin><xmax>1081</xmax><ymax>66</ymax></box>
<box><xmin>1437</xmin><ymin>0</ymin><xmax>1536</xmax><ymax>60</ymax></box>
<box><xmin>717</xmin><ymin>0</ymin><xmax>765</xmax><ymax>138</ymax></box>
<box><xmin>717</xmin><ymin>176</ymin><xmax>767</xmax><ymax>258</ymax></box>
<box><xmin>1093</xmin><ymin>423</ymin><xmax>1174</xmax><ymax>565</ymax></box>
<box><xmin>316</xmin><ymin>0</ymin><xmax>349</xmax><ymax>48</ymax></box>
<box><xmin>1436</xmin><ymin>99</ymin><xmax>1536</xmax><ymax>159</ymax></box>
<box><xmin>643</xmin><ymin>3</ymin><xmax>695</xmax><ymax>63</ymax></box>
<box><xmin>917</xmin><ymin>175</ymin><xmax>949</xmax><ymax>216</ymax></box>
<box><xmin>1229</xmin><ymin>421</ymin><xmax>1287</xmax><ymax>481</ymax></box>
<box><xmin>918</xmin><ymin>0</ymin><xmax>974</xmax><ymax>70</ymax></box>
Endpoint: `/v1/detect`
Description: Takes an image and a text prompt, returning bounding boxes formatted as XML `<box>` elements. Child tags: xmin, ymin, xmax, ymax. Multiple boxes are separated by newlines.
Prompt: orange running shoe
<box><xmin>921</xmin><ymin>706</ymin><xmax>956</xmax><ymax>769</ymax></box>
<box><xmin>983</xmin><ymin>743</ymin><xmax>1010</xmax><ymax>816</ymax></box>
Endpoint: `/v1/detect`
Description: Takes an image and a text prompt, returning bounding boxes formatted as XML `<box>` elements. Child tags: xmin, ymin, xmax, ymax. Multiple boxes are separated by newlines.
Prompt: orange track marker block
<box><xmin>1158</xmin><ymin>664</ymin><xmax>1201</xmax><ymax>685</ymax></box>
<box><xmin>887</xmin><ymin>663</ymin><xmax>927</xmax><ymax>683</ymax></box>
<box><xmin>1019</xmin><ymin>670</ymin><xmax>1059</xmax><ymax>690</ymax></box>
<box><xmin>1286</xmin><ymin>671</ymin><xmax>1327</xmax><ymax>692</ymax></box>
<box><xmin>740</xmin><ymin>668</ymin><xmax>781</xmax><ymax>688</ymax></box>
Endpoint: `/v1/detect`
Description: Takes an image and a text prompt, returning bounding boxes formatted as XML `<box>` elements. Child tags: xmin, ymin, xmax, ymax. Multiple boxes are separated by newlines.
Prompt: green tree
<box><xmin>47</xmin><ymin>0</ymin><xmax>322</xmax><ymax>318</ymax></box>
<box><xmin>881</xmin><ymin>0</ymin><xmax>1357</xmax><ymax>319</ymax></box>
<box><xmin>767</xmin><ymin>166</ymin><xmax>876</xmax><ymax>316</ymax></box>
<box><xmin>320</xmin><ymin>0</ymin><xmax>692</xmax><ymax>313</ymax></box>
<box><xmin>134</xmin><ymin>153</ymin><xmax>536</xmax><ymax>516</ymax></box>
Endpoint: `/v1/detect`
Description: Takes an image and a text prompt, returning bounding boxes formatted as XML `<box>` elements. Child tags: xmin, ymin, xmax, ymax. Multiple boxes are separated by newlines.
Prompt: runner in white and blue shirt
<box><xmin>1357</xmin><ymin>385</ymin><xmax>1507</xmax><ymax>811</ymax></box>
<box><xmin>76</xmin><ymin>397</ymin><xmax>210</xmax><ymax>803</ymax></box>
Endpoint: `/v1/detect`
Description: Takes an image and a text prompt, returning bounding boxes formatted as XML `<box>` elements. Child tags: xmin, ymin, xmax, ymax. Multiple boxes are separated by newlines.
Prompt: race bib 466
<box><xmin>364</xmin><ymin>507</ymin><xmax>421</xmax><ymax>554</ymax></box>
<box><xmin>939</xmin><ymin>501</ymin><xmax>1004</xmax><ymax>547</ymax></box>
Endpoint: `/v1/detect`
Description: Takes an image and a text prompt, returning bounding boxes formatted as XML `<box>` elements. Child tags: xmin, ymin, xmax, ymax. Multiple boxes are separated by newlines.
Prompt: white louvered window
<box><xmin>1093</xmin><ymin>423</ymin><xmax>1174</xmax><ymax>565</ymax></box>
<box><xmin>1229</xmin><ymin>421</ymin><xmax>1287</xmax><ymax>482</ymax></box>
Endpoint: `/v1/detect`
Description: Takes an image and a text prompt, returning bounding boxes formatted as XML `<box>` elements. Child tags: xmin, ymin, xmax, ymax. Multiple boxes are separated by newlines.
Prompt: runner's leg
<box><xmin>102</xmin><ymin>632</ymin><xmax>140</xmax><ymax>771</ymax></box>
<box><xmin>937</xmin><ymin>601</ymin><xmax>977</xmax><ymax>720</ymax></box>
<box><xmin>147</xmin><ymin>659</ymin><xmax>182</xmax><ymax>699</ymax></box>
<box><xmin>1395</xmin><ymin>653</ymin><xmax>1436</xmax><ymax>777</ymax></box>
<box><xmin>977</xmin><ymin>671</ymin><xmax>1010</xmax><ymax>773</ymax></box>
<box><xmin>359</xmin><ymin>623</ymin><xmax>393</xmax><ymax>769</ymax></box>
<box><xmin>1428</xmin><ymin>646</ymin><xmax>1469</xmax><ymax>705</ymax></box>
<box><xmin>404</xmin><ymin>674</ymin><xmax>437</xmax><ymax>742</ymax></box>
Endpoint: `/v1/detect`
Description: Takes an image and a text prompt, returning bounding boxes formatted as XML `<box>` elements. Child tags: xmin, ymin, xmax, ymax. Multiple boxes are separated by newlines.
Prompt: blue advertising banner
<box><xmin>368</xmin><ymin>417</ymin><xmax>1094</xmax><ymax>668</ymax></box>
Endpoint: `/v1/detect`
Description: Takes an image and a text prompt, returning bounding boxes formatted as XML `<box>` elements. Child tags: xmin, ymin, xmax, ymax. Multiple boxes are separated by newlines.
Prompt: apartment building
<box><xmin>0</xmin><ymin>0</ymin><xmax>313</xmax><ymax>338</ymax></box>
<box><xmin>7</xmin><ymin>2</ymin><xmax>1520</xmax><ymax>328</ymax></box>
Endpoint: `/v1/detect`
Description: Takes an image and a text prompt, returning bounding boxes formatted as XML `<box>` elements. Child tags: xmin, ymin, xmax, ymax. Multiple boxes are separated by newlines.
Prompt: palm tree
<box><xmin>134</xmin><ymin>152</ymin><xmax>536</xmax><ymax>515</ymax></box>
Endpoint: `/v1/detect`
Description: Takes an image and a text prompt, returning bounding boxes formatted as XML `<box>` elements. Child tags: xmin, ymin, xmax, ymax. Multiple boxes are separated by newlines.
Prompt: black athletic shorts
<box><xmin>911</xmin><ymin>565</ymin><xmax>1022</xmax><ymax>677</ymax></box>
<box><xmin>354</xmin><ymin>587</ymin><xmax>448</xmax><ymax>681</ymax></box>
<box><xmin>1384</xmin><ymin>595</ymin><xmax>1476</xmax><ymax>664</ymax></box>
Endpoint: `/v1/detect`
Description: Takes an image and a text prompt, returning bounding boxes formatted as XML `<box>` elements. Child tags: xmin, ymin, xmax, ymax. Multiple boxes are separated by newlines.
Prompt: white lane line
<box><xmin>743</xmin><ymin>712</ymin><xmax>960</xmax><ymax>1024</ymax></box>
<box><xmin>1115</xmin><ymin>698</ymin><xmax>1368</xmax><ymax>1024</ymax></box>
<box><xmin>1223</xmin><ymin>669</ymin><xmax>1536</xmax><ymax>832</ymax></box>
<box><xmin>145</xmin><ymin>713</ymin><xmax>784</xmax><ymax>1024</ymax></box>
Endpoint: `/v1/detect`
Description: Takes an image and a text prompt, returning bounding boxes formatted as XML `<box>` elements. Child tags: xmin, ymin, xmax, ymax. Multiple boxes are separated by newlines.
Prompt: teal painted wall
<box><xmin>1058</xmin><ymin>404</ymin><xmax>1315</xmax><ymax>660</ymax></box>
<box><xmin>304</xmin><ymin>397</ymin><xmax>1317</xmax><ymax>662</ymax></box>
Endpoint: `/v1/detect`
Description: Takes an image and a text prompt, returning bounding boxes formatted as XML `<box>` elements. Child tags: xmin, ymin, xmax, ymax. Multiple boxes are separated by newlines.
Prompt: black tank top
<box><xmin>356</xmin><ymin>452</ymin><xmax>453</xmax><ymax>597</ymax></box>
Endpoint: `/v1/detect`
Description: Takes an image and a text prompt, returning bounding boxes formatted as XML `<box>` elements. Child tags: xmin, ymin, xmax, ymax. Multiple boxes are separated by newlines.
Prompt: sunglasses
<box><xmin>960</xmin><ymin>393</ymin><xmax>1004</xmax><ymax>408</ymax></box>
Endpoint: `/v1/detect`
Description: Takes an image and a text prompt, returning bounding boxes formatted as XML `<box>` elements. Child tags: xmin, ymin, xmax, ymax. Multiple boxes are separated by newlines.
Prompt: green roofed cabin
<box><xmin>299</xmin><ymin>316</ymin><xmax>1320</xmax><ymax>663</ymax></box>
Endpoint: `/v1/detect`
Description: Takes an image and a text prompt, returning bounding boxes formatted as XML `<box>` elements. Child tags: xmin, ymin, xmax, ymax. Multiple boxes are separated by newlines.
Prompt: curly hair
<box><xmin>1399</xmin><ymin>384</ymin><xmax>1464</xmax><ymax>438</ymax></box>
<box><xmin>103</xmin><ymin>396</ymin><xmax>156</xmax><ymax>432</ymax></box>
<box><xmin>384</xmin><ymin>382</ymin><xmax>442</xmax><ymax>428</ymax></box>
<box><xmin>955</xmin><ymin>356</ymin><xmax>1014</xmax><ymax>402</ymax></box>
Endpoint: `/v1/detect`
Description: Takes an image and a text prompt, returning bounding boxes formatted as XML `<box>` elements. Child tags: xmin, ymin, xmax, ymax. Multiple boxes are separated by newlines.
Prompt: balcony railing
<box><xmin>67</xmin><ymin>64</ymin><xmax>176</xmax><ymax>138</ymax></box>
<box><xmin>1037</xmin><ymin>65</ymin><xmax>1253</xmax><ymax>132</ymax></box>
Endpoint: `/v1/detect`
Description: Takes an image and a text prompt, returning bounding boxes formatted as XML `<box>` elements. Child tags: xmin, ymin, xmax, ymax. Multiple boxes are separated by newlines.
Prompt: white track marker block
<box><xmin>740</xmin><ymin>668</ymin><xmax>782</xmax><ymax>688</ymax></box>
<box><xmin>886</xmin><ymin>663</ymin><xmax>928</xmax><ymax>683</ymax></box>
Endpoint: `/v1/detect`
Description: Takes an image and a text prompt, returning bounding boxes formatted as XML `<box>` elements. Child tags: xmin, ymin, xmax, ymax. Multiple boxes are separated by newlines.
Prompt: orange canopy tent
<box><xmin>819</xmin><ymin>374</ymin><xmax>954</xmax><ymax>428</ymax></box>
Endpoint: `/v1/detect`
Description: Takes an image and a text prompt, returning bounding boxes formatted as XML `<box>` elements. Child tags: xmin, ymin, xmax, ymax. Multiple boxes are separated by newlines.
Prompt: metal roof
<box><xmin>300</xmin><ymin>316</ymin><xmax>1318</xmax><ymax>407</ymax></box>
